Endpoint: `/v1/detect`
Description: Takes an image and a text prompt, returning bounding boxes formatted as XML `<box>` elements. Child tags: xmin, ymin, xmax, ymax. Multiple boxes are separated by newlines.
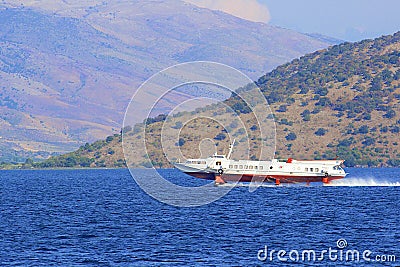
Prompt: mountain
<box><xmin>304</xmin><ymin>33</ymin><xmax>344</xmax><ymax>45</ymax></box>
<box><xmin>0</xmin><ymin>1</ymin><xmax>331</xmax><ymax>162</ymax></box>
<box><xmin>25</xmin><ymin>31</ymin><xmax>400</xmax><ymax>169</ymax></box>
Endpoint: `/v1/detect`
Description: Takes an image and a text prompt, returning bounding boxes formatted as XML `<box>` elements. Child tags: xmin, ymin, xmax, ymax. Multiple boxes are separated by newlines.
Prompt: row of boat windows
<box><xmin>305</xmin><ymin>168</ymin><xmax>320</xmax><ymax>173</ymax></box>
<box><xmin>227</xmin><ymin>165</ymin><xmax>322</xmax><ymax>173</ymax></box>
<box><xmin>229</xmin><ymin>165</ymin><xmax>264</xmax><ymax>170</ymax></box>
<box><xmin>187</xmin><ymin>161</ymin><xmax>207</xmax><ymax>164</ymax></box>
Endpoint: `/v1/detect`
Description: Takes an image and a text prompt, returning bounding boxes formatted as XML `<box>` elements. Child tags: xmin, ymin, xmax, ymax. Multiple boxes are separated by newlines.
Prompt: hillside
<box><xmin>20</xmin><ymin>31</ymin><xmax>400</xmax><ymax>169</ymax></box>
<box><xmin>0</xmin><ymin>1</ymin><xmax>331</xmax><ymax>163</ymax></box>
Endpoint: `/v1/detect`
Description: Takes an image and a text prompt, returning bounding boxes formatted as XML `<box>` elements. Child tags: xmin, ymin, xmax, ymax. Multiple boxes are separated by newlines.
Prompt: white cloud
<box><xmin>184</xmin><ymin>0</ymin><xmax>270</xmax><ymax>23</ymax></box>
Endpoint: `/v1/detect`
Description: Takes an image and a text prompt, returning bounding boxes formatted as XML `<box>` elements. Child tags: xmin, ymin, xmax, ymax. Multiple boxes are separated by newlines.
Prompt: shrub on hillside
<box><xmin>285</xmin><ymin>132</ymin><xmax>297</xmax><ymax>141</ymax></box>
<box><xmin>315</xmin><ymin>128</ymin><xmax>328</xmax><ymax>136</ymax></box>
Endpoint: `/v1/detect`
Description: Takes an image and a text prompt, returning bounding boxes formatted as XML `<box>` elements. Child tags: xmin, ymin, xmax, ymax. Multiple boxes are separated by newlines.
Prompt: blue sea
<box><xmin>0</xmin><ymin>168</ymin><xmax>399</xmax><ymax>266</ymax></box>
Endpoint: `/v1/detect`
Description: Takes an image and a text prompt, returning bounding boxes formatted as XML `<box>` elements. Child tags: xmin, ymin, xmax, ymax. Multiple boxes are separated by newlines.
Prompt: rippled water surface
<box><xmin>0</xmin><ymin>168</ymin><xmax>399</xmax><ymax>266</ymax></box>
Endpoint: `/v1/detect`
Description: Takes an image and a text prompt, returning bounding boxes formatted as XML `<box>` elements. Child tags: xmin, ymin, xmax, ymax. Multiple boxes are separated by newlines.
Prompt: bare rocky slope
<box><xmin>0</xmin><ymin>1</ymin><xmax>331</xmax><ymax>162</ymax></box>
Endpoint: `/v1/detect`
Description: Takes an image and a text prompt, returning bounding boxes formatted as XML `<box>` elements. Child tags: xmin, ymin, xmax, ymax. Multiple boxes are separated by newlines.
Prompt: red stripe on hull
<box><xmin>184</xmin><ymin>172</ymin><xmax>345</xmax><ymax>183</ymax></box>
<box><xmin>266</xmin><ymin>175</ymin><xmax>345</xmax><ymax>183</ymax></box>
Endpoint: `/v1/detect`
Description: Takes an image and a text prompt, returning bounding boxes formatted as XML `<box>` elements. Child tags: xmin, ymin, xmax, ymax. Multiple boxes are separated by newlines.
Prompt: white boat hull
<box><xmin>174</xmin><ymin>156</ymin><xmax>347</xmax><ymax>184</ymax></box>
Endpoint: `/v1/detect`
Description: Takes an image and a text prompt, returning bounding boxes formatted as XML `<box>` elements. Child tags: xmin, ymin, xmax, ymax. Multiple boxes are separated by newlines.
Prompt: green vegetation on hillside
<box><xmin>254</xmin><ymin>32</ymin><xmax>400</xmax><ymax>166</ymax></box>
<box><xmin>4</xmin><ymin>32</ymin><xmax>400</xmax><ymax>169</ymax></box>
<box><xmin>1</xmin><ymin>133</ymin><xmax>126</xmax><ymax>169</ymax></box>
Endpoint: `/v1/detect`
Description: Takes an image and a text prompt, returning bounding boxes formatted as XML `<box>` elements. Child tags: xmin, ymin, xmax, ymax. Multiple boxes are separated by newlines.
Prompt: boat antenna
<box><xmin>227</xmin><ymin>139</ymin><xmax>235</xmax><ymax>159</ymax></box>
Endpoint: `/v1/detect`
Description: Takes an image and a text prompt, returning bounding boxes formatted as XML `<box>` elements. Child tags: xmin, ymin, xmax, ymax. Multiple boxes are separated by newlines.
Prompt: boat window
<box><xmin>270</xmin><ymin>166</ymin><xmax>273</xmax><ymax>170</ymax></box>
<box><xmin>244</xmin><ymin>166</ymin><xmax>248</xmax><ymax>169</ymax></box>
<box><xmin>259</xmin><ymin>166</ymin><xmax>263</xmax><ymax>170</ymax></box>
<box><xmin>234</xmin><ymin>165</ymin><xmax>238</xmax><ymax>169</ymax></box>
<box><xmin>202</xmin><ymin>161</ymin><xmax>206</xmax><ymax>164</ymax></box>
<box><xmin>249</xmin><ymin>166</ymin><xmax>253</xmax><ymax>170</ymax></box>
<box><xmin>229</xmin><ymin>165</ymin><xmax>233</xmax><ymax>169</ymax></box>
<box><xmin>315</xmin><ymin>168</ymin><xmax>319</xmax><ymax>172</ymax></box>
<box><xmin>254</xmin><ymin>166</ymin><xmax>258</xmax><ymax>170</ymax></box>
<box><xmin>239</xmin><ymin>165</ymin><xmax>243</xmax><ymax>169</ymax></box>
<box><xmin>310</xmin><ymin>168</ymin><xmax>314</xmax><ymax>172</ymax></box>
<box><xmin>305</xmin><ymin>168</ymin><xmax>308</xmax><ymax>172</ymax></box>
<box><xmin>216</xmin><ymin>162</ymin><xmax>222</xmax><ymax>166</ymax></box>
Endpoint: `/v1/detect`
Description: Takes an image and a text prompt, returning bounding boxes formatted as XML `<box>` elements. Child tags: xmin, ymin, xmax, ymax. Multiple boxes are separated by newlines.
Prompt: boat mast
<box><xmin>227</xmin><ymin>139</ymin><xmax>235</xmax><ymax>159</ymax></box>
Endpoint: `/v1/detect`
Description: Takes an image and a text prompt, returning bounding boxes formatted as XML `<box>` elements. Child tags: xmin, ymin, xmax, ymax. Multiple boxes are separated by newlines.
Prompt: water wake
<box><xmin>325</xmin><ymin>177</ymin><xmax>400</xmax><ymax>187</ymax></box>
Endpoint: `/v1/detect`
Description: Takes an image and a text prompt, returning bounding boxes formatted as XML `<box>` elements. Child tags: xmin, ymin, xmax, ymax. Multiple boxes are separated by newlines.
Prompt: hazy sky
<box><xmin>260</xmin><ymin>0</ymin><xmax>400</xmax><ymax>41</ymax></box>
<box><xmin>184</xmin><ymin>0</ymin><xmax>270</xmax><ymax>22</ymax></box>
<box><xmin>184</xmin><ymin>0</ymin><xmax>400</xmax><ymax>41</ymax></box>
